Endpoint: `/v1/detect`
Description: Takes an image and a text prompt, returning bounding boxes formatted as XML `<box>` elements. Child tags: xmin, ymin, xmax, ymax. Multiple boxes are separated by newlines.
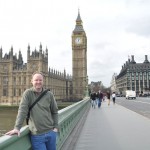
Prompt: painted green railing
<box><xmin>0</xmin><ymin>98</ymin><xmax>90</xmax><ymax>150</ymax></box>
<box><xmin>0</xmin><ymin>126</ymin><xmax>31</xmax><ymax>150</ymax></box>
<box><xmin>57</xmin><ymin>97</ymin><xmax>90</xmax><ymax>149</ymax></box>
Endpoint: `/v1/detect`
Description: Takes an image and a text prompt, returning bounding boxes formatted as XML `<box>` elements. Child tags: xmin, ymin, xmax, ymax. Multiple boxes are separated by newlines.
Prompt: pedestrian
<box><xmin>95</xmin><ymin>92</ymin><xmax>99</xmax><ymax>106</ymax></box>
<box><xmin>98</xmin><ymin>91</ymin><xmax>103</xmax><ymax>108</ymax></box>
<box><xmin>90</xmin><ymin>92</ymin><xmax>96</xmax><ymax>109</ymax></box>
<box><xmin>112</xmin><ymin>92</ymin><xmax>116</xmax><ymax>104</ymax></box>
<box><xmin>6</xmin><ymin>71</ymin><xmax>58</xmax><ymax>150</ymax></box>
<box><xmin>107</xmin><ymin>91</ymin><xmax>110</xmax><ymax>106</ymax></box>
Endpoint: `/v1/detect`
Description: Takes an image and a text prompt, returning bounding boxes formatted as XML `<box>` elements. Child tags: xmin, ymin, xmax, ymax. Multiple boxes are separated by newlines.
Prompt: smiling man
<box><xmin>6</xmin><ymin>71</ymin><xmax>58</xmax><ymax>150</ymax></box>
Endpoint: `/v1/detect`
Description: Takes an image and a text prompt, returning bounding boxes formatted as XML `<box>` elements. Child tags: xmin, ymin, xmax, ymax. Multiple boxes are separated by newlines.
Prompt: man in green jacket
<box><xmin>6</xmin><ymin>71</ymin><xmax>58</xmax><ymax>150</ymax></box>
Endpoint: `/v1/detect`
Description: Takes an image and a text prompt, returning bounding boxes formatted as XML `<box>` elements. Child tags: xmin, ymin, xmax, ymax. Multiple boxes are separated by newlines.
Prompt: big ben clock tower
<box><xmin>72</xmin><ymin>10</ymin><xmax>87</xmax><ymax>100</ymax></box>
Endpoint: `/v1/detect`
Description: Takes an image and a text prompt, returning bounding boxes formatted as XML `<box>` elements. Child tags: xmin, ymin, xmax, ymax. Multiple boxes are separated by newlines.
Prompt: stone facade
<box><xmin>110</xmin><ymin>73</ymin><xmax>117</xmax><ymax>93</ymax></box>
<box><xmin>116</xmin><ymin>55</ymin><xmax>150</xmax><ymax>96</ymax></box>
<box><xmin>72</xmin><ymin>11</ymin><xmax>88</xmax><ymax>100</ymax></box>
<box><xmin>0</xmin><ymin>44</ymin><xmax>72</xmax><ymax>105</ymax></box>
<box><xmin>0</xmin><ymin>12</ymin><xmax>88</xmax><ymax>105</ymax></box>
<box><xmin>0</xmin><ymin>11</ymin><xmax>88</xmax><ymax>105</ymax></box>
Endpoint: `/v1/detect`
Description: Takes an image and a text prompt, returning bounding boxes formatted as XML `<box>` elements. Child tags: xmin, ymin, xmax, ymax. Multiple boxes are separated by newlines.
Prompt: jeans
<box><xmin>98</xmin><ymin>99</ymin><xmax>102</xmax><ymax>108</ymax></box>
<box><xmin>91</xmin><ymin>100</ymin><xmax>96</xmax><ymax>108</ymax></box>
<box><xmin>31</xmin><ymin>130</ymin><xmax>57</xmax><ymax>150</ymax></box>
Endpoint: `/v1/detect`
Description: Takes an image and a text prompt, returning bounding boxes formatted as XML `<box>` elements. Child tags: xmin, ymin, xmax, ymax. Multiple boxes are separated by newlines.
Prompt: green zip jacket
<box><xmin>14</xmin><ymin>87</ymin><xmax>58</xmax><ymax>135</ymax></box>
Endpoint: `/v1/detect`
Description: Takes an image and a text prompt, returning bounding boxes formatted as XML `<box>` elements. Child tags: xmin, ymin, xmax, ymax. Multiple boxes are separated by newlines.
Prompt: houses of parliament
<box><xmin>0</xmin><ymin>11</ymin><xmax>88</xmax><ymax>105</ymax></box>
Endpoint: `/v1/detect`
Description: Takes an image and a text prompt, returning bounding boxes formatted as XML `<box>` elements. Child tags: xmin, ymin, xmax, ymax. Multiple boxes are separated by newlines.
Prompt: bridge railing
<box><xmin>0</xmin><ymin>126</ymin><xmax>31</xmax><ymax>150</ymax></box>
<box><xmin>57</xmin><ymin>97</ymin><xmax>90</xmax><ymax>149</ymax></box>
<box><xmin>0</xmin><ymin>98</ymin><xmax>90</xmax><ymax>150</ymax></box>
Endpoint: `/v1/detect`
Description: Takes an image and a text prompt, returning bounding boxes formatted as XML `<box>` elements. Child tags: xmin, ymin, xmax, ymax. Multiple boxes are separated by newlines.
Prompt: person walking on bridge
<box><xmin>90</xmin><ymin>92</ymin><xmax>96</xmax><ymax>109</ymax></box>
<box><xmin>107</xmin><ymin>91</ymin><xmax>111</xmax><ymax>106</ymax></box>
<box><xmin>98</xmin><ymin>91</ymin><xmax>103</xmax><ymax>108</ymax></box>
<box><xmin>6</xmin><ymin>71</ymin><xmax>58</xmax><ymax>150</ymax></box>
<box><xmin>112</xmin><ymin>92</ymin><xmax>116</xmax><ymax>105</ymax></box>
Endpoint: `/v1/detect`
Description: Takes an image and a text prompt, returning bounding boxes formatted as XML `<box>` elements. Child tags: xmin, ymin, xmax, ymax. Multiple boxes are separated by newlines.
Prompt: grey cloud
<box><xmin>125</xmin><ymin>16</ymin><xmax>150</xmax><ymax>37</ymax></box>
<box><xmin>125</xmin><ymin>0</ymin><xmax>150</xmax><ymax>7</ymax></box>
<box><xmin>93</xmin><ymin>42</ymin><xmax>112</xmax><ymax>50</ymax></box>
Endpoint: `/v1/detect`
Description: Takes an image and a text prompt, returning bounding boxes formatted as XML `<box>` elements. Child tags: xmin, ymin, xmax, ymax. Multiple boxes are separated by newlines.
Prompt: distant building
<box><xmin>90</xmin><ymin>81</ymin><xmax>103</xmax><ymax>93</ymax></box>
<box><xmin>116</xmin><ymin>55</ymin><xmax>150</xmax><ymax>95</ymax></box>
<box><xmin>110</xmin><ymin>73</ymin><xmax>117</xmax><ymax>93</ymax></box>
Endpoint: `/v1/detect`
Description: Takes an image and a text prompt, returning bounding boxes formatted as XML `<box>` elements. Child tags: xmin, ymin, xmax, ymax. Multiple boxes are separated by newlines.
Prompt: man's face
<box><xmin>31</xmin><ymin>74</ymin><xmax>43</xmax><ymax>90</ymax></box>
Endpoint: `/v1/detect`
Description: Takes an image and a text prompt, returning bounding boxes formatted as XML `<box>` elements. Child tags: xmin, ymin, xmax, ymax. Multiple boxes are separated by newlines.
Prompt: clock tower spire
<box><xmin>72</xmin><ymin>10</ymin><xmax>87</xmax><ymax>100</ymax></box>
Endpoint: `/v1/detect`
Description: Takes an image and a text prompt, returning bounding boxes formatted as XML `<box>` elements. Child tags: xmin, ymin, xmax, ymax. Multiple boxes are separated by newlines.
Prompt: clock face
<box><xmin>75</xmin><ymin>37</ymin><xmax>82</xmax><ymax>44</ymax></box>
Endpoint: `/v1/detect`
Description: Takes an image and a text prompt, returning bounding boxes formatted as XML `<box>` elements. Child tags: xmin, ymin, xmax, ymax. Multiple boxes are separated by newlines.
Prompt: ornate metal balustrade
<box><xmin>0</xmin><ymin>98</ymin><xmax>90</xmax><ymax>150</ymax></box>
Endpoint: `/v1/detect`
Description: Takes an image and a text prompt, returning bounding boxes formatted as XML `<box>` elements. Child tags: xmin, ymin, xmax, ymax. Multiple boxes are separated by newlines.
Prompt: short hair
<box><xmin>32</xmin><ymin>71</ymin><xmax>44</xmax><ymax>78</ymax></box>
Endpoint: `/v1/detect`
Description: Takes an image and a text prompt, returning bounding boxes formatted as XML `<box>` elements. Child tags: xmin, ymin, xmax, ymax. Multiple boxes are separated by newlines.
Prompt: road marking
<box><xmin>131</xmin><ymin>100</ymin><xmax>150</xmax><ymax>105</ymax></box>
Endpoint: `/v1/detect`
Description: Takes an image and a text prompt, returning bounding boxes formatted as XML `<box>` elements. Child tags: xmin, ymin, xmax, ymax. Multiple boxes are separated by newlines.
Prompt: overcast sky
<box><xmin>0</xmin><ymin>0</ymin><xmax>150</xmax><ymax>87</ymax></box>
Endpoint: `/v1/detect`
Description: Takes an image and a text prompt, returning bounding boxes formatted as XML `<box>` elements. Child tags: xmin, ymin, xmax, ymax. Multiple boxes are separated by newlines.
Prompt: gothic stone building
<box><xmin>0</xmin><ymin>44</ymin><xmax>73</xmax><ymax>105</ymax></box>
<box><xmin>72</xmin><ymin>11</ymin><xmax>88</xmax><ymax>100</ymax></box>
<box><xmin>116</xmin><ymin>55</ymin><xmax>150</xmax><ymax>95</ymax></box>
<box><xmin>0</xmin><ymin>11</ymin><xmax>88</xmax><ymax>105</ymax></box>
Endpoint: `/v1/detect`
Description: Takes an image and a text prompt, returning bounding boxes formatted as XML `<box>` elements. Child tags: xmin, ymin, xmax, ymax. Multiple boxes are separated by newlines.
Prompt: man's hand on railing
<box><xmin>53</xmin><ymin>128</ymin><xmax>58</xmax><ymax>132</ymax></box>
<box><xmin>5</xmin><ymin>129</ymin><xmax>20</xmax><ymax>137</ymax></box>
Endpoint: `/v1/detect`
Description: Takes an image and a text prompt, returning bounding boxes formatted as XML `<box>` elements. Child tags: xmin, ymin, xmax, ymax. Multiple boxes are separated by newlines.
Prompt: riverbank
<box><xmin>0</xmin><ymin>101</ymin><xmax>76</xmax><ymax>136</ymax></box>
<box><xmin>0</xmin><ymin>101</ymin><xmax>75</xmax><ymax>110</ymax></box>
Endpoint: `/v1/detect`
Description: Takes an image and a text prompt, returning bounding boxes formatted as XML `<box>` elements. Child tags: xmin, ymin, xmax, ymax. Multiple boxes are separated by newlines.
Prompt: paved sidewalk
<box><xmin>74</xmin><ymin>100</ymin><xmax>150</xmax><ymax>150</ymax></box>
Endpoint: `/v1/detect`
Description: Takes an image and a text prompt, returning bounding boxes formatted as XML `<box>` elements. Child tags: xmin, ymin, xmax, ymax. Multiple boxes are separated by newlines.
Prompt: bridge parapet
<box><xmin>0</xmin><ymin>126</ymin><xmax>31</xmax><ymax>150</ymax></box>
<box><xmin>0</xmin><ymin>98</ymin><xmax>90</xmax><ymax>150</ymax></box>
<box><xmin>57</xmin><ymin>98</ymin><xmax>90</xmax><ymax>149</ymax></box>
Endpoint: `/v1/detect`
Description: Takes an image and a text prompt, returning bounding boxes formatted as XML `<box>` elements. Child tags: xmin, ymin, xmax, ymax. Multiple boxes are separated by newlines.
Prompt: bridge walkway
<box><xmin>73</xmin><ymin>100</ymin><xmax>150</xmax><ymax>150</ymax></box>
